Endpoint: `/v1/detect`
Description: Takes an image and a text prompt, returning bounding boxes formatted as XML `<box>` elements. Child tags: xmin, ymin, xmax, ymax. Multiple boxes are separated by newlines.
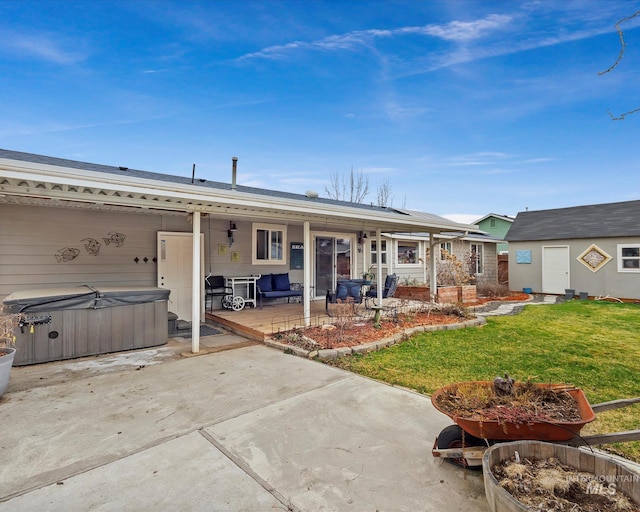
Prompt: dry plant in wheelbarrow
<box><xmin>434</xmin><ymin>376</ymin><xmax>583</xmax><ymax>432</ymax></box>
<box><xmin>431</xmin><ymin>375</ymin><xmax>595</xmax><ymax>443</ymax></box>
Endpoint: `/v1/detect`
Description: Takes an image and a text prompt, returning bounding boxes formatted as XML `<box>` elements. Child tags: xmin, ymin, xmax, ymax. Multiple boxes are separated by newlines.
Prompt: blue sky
<box><xmin>1</xmin><ymin>1</ymin><xmax>639</xmax><ymax>223</ymax></box>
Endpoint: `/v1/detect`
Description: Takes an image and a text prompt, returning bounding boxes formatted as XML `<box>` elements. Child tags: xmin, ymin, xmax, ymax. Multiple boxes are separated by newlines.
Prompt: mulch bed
<box><xmin>300</xmin><ymin>311</ymin><xmax>464</xmax><ymax>349</ymax></box>
<box><xmin>273</xmin><ymin>292</ymin><xmax>531</xmax><ymax>350</ymax></box>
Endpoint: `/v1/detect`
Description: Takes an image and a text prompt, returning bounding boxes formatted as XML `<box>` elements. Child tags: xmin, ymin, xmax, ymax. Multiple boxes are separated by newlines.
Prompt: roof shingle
<box><xmin>506</xmin><ymin>200</ymin><xmax>640</xmax><ymax>241</ymax></box>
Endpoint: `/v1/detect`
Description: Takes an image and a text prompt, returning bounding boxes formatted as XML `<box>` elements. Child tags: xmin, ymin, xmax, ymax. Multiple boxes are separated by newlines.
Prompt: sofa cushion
<box><xmin>349</xmin><ymin>284</ymin><xmax>361</xmax><ymax>299</ymax></box>
<box><xmin>272</xmin><ymin>273</ymin><xmax>290</xmax><ymax>291</ymax></box>
<box><xmin>336</xmin><ymin>283</ymin><xmax>348</xmax><ymax>300</ymax></box>
<box><xmin>256</xmin><ymin>274</ymin><xmax>272</xmax><ymax>293</ymax></box>
<box><xmin>263</xmin><ymin>290</ymin><xmax>302</xmax><ymax>298</ymax></box>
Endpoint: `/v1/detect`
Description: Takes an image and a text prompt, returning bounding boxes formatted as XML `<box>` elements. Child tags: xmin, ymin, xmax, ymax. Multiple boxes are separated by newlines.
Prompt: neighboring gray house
<box><xmin>506</xmin><ymin>200</ymin><xmax>640</xmax><ymax>299</ymax></box>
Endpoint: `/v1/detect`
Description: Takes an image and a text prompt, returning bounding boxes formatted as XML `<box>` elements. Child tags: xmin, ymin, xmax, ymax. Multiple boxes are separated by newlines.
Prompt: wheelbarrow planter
<box><xmin>482</xmin><ymin>440</ymin><xmax>640</xmax><ymax>512</ymax></box>
<box><xmin>431</xmin><ymin>381</ymin><xmax>640</xmax><ymax>469</ymax></box>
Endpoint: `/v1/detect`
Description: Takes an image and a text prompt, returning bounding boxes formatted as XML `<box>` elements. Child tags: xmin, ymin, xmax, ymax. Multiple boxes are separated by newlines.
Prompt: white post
<box><xmin>303</xmin><ymin>221</ymin><xmax>311</xmax><ymax>327</ymax></box>
<box><xmin>191</xmin><ymin>211</ymin><xmax>201</xmax><ymax>354</ymax></box>
<box><xmin>430</xmin><ymin>233</ymin><xmax>438</xmax><ymax>302</ymax></box>
<box><xmin>376</xmin><ymin>228</ymin><xmax>382</xmax><ymax>306</ymax></box>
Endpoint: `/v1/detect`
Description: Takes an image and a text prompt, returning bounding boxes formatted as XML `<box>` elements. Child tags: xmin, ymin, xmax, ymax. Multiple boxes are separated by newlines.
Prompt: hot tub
<box><xmin>3</xmin><ymin>285</ymin><xmax>170</xmax><ymax>365</ymax></box>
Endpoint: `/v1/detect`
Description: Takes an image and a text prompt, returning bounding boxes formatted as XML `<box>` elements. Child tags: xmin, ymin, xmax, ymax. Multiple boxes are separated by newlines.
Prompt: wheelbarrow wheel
<box><xmin>436</xmin><ymin>424</ymin><xmax>485</xmax><ymax>469</ymax></box>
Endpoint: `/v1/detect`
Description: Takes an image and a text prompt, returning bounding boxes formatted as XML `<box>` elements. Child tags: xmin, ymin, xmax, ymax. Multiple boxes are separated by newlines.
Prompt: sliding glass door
<box><xmin>314</xmin><ymin>236</ymin><xmax>352</xmax><ymax>297</ymax></box>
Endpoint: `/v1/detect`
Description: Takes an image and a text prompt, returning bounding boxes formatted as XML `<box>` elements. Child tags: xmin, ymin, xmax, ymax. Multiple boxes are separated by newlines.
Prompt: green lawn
<box><xmin>330</xmin><ymin>300</ymin><xmax>640</xmax><ymax>461</ymax></box>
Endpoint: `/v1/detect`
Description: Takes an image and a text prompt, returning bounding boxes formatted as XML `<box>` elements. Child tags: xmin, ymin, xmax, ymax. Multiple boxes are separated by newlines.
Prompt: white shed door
<box><xmin>542</xmin><ymin>246</ymin><xmax>570</xmax><ymax>294</ymax></box>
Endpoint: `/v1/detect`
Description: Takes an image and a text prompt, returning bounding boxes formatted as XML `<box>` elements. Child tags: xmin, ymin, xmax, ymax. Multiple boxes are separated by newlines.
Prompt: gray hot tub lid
<box><xmin>3</xmin><ymin>285</ymin><xmax>170</xmax><ymax>313</ymax></box>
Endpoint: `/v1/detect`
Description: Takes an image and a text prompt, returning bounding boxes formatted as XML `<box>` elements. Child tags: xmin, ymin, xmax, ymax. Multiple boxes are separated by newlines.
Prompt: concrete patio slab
<box><xmin>0</xmin><ymin>340</ymin><xmax>489</xmax><ymax>511</ymax></box>
<box><xmin>3</xmin><ymin>431</ymin><xmax>282</xmax><ymax>512</ymax></box>
<box><xmin>205</xmin><ymin>376</ymin><xmax>488</xmax><ymax>512</ymax></box>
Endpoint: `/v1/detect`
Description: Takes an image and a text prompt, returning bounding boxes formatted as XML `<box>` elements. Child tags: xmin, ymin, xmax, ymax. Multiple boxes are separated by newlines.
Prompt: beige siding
<box><xmin>0</xmin><ymin>204</ymin><xmax>191</xmax><ymax>299</ymax></box>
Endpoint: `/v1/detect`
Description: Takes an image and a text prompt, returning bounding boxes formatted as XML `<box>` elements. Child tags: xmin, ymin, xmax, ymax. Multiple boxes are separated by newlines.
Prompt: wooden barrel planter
<box><xmin>482</xmin><ymin>441</ymin><xmax>640</xmax><ymax>512</ymax></box>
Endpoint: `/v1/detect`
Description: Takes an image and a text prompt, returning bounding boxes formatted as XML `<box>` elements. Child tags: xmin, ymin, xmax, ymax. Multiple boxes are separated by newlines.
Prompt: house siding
<box><xmin>508</xmin><ymin>238</ymin><xmax>640</xmax><ymax>299</ymax></box>
<box><xmin>0</xmin><ymin>204</ymin><xmax>176</xmax><ymax>299</ymax></box>
<box><xmin>429</xmin><ymin>239</ymin><xmax>498</xmax><ymax>286</ymax></box>
<box><xmin>476</xmin><ymin>217</ymin><xmax>512</xmax><ymax>254</ymax></box>
<box><xmin>0</xmin><ymin>205</ymin><xmax>313</xmax><ymax>302</ymax></box>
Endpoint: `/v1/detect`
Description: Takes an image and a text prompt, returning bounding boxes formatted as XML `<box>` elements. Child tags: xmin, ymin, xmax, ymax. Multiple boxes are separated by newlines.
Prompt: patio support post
<box><xmin>191</xmin><ymin>211</ymin><xmax>201</xmax><ymax>354</ymax></box>
<box><xmin>429</xmin><ymin>233</ymin><xmax>438</xmax><ymax>302</ymax></box>
<box><xmin>375</xmin><ymin>228</ymin><xmax>382</xmax><ymax>306</ymax></box>
<box><xmin>303</xmin><ymin>221</ymin><xmax>311</xmax><ymax>327</ymax></box>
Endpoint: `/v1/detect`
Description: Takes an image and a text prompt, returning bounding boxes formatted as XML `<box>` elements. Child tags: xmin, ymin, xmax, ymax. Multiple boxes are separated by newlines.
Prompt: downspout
<box><xmin>191</xmin><ymin>211</ymin><xmax>201</xmax><ymax>354</ymax></box>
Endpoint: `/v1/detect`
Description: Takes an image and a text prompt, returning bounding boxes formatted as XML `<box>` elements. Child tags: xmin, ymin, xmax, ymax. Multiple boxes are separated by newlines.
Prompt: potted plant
<box><xmin>361</xmin><ymin>265</ymin><xmax>375</xmax><ymax>284</ymax></box>
<box><xmin>0</xmin><ymin>311</ymin><xmax>21</xmax><ymax>398</ymax></box>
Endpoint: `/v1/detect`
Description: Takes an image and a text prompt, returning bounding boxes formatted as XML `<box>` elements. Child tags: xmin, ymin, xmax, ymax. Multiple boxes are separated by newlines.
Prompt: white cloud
<box><xmin>237</xmin><ymin>14</ymin><xmax>511</xmax><ymax>61</ymax></box>
<box><xmin>410</xmin><ymin>14</ymin><xmax>512</xmax><ymax>42</ymax></box>
<box><xmin>1</xmin><ymin>31</ymin><xmax>87</xmax><ymax>65</ymax></box>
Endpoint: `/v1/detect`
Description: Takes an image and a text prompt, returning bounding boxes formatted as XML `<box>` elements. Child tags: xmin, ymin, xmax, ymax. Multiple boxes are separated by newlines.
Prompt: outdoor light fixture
<box><xmin>357</xmin><ymin>231</ymin><xmax>368</xmax><ymax>245</ymax></box>
<box><xmin>227</xmin><ymin>221</ymin><xmax>237</xmax><ymax>246</ymax></box>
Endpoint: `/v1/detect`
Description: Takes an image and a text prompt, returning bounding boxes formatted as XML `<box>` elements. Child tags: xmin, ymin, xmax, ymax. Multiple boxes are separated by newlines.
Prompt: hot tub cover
<box><xmin>3</xmin><ymin>285</ymin><xmax>170</xmax><ymax>313</ymax></box>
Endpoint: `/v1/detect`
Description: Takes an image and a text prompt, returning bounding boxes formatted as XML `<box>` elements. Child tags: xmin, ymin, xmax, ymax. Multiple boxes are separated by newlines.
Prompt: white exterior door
<box><xmin>542</xmin><ymin>246</ymin><xmax>570</xmax><ymax>294</ymax></box>
<box><xmin>157</xmin><ymin>232</ymin><xmax>204</xmax><ymax>320</ymax></box>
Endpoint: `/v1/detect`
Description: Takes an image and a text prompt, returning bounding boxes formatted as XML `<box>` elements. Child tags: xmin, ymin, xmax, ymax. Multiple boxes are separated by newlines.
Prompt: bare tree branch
<box><xmin>607</xmin><ymin>106</ymin><xmax>640</xmax><ymax>121</ymax></box>
<box><xmin>598</xmin><ymin>10</ymin><xmax>640</xmax><ymax>75</ymax></box>
<box><xmin>324</xmin><ymin>167</ymin><xmax>370</xmax><ymax>203</ymax></box>
<box><xmin>376</xmin><ymin>178</ymin><xmax>393</xmax><ymax>207</ymax></box>
<box><xmin>599</xmin><ymin>10</ymin><xmax>640</xmax><ymax>120</ymax></box>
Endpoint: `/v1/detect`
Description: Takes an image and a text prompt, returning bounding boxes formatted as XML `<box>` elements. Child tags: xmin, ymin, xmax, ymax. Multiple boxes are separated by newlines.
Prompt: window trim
<box><xmin>617</xmin><ymin>243</ymin><xmax>640</xmax><ymax>273</ymax></box>
<box><xmin>439</xmin><ymin>241</ymin><xmax>452</xmax><ymax>260</ymax></box>
<box><xmin>252</xmin><ymin>223</ymin><xmax>287</xmax><ymax>265</ymax></box>
<box><xmin>396</xmin><ymin>240</ymin><xmax>421</xmax><ymax>266</ymax></box>
<box><xmin>369</xmin><ymin>239</ymin><xmax>388</xmax><ymax>266</ymax></box>
<box><xmin>470</xmin><ymin>243</ymin><xmax>484</xmax><ymax>275</ymax></box>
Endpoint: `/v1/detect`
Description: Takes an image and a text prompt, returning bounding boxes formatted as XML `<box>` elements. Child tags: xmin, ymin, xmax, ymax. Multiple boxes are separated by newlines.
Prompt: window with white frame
<box><xmin>370</xmin><ymin>239</ymin><xmax>387</xmax><ymax>265</ymax></box>
<box><xmin>253</xmin><ymin>223</ymin><xmax>286</xmax><ymax>264</ymax></box>
<box><xmin>618</xmin><ymin>244</ymin><xmax>640</xmax><ymax>272</ymax></box>
<box><xmin>397</xmin><ymin>240</ymin><xmax>419</xmax><ymax>265</ymax></box>
<box><xmin>440</xmin><ymin>241</ymin><xmax>452</xmax><ymax>260</ymax></box>
<box><xmin>470</xmin><ymin>243</ymin><xmax>484</xmax><ymax>274</ymax></box>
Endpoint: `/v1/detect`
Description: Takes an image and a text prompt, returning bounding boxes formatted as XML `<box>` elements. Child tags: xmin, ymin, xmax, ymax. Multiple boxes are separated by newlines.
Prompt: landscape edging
<box><xmin>264</xmin><ymin>316</ymin><xmax>487</xmax><ymax>361</ymax></box>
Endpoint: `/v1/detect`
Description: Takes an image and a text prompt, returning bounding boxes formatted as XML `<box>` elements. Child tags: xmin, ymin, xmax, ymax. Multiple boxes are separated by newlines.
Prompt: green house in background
<box><xmin>473</xmin><ymin>214</ymin><xmax>514</xmax><ymax>254</ymax></box>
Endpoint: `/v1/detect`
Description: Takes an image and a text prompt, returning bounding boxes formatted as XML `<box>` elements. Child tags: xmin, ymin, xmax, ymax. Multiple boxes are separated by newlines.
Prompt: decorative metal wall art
<box><xmin>102</xmin><ymin>232</ymin><xmax>126</xmax><ymax>247</ymax></box>
<box><xmin>81</xmin><ymin>238</ymin><xmax>101</xmax><ymax>256</ymax></box>
<box><xmin>577</xmin><ymin>244</ymin><xmax>612</xmax><ymax>272</ymax></box>
<box><xmin>55</xmin><ymin>230</ymin><xmax>127</xmax><ymax>262</ymax></box>
<box><xmin>55</xmin><ymin>247</ymin><xmax>80</xmax><ymax>263</ymax></box>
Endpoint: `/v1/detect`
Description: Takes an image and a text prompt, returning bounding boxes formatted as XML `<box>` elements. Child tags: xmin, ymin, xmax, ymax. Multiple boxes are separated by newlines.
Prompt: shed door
<box><xmin>542</xmin><ymin>246</ymin><xmax>570</xmax><ymax>294</ymax></box>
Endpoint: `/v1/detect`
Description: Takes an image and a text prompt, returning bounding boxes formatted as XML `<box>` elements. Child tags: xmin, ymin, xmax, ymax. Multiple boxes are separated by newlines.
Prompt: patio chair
<box><xmin>365</xmin><ymin>273</ymin><xmax>399</xmax><ymax>308</ymax></box>
<box><xmin>204</xmin><ymin>275</ymin><xmax>233</xmax><ymax>312</ymax></box>
<box><xmin>325</xmin><ymin>278</ymin><xmax>366</xmax><ymax>314</ymax></box>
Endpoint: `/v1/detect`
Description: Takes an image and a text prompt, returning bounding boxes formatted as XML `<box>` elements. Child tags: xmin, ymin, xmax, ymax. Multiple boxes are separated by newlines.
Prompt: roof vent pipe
<box><xmin>231</xmin><ymin>157</ymin><xmax>238</xmax><ymax>190</ymax></box>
